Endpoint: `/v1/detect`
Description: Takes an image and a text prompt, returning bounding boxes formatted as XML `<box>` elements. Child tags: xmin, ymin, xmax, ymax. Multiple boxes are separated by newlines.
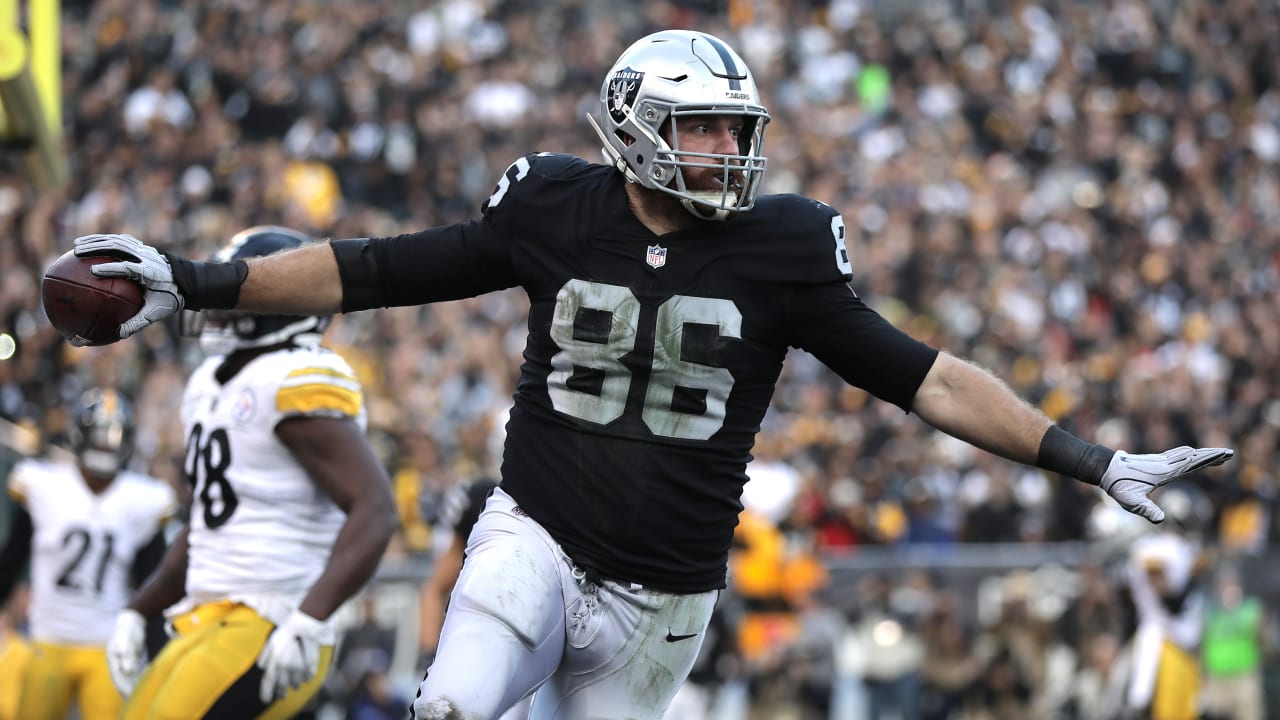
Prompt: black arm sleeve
<box><xmin>129</xmin><ymin>529</ymin><xmax>168</xmax><ymax>589</ymax></box>
<box><xmin>787</xmin><ymin>282</ymin><xmax>938</xmax><ymax>412</ymax></box>
<box><xmin>0</xmin><ymin>503</ymin><xmax>33</xmax><ymax>605</ymax></box>
<box><xmin>330</xmin><ymin>219</ymin><xmax>518</xmax><ymax>313</ymax></box>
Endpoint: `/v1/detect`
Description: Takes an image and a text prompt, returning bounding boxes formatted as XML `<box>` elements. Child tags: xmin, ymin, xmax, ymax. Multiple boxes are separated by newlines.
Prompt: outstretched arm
<box><xmin>236</xmin><ymin>243</ymin><xmax>344</xmax><ymax>315</ymax></box>
<box><xmin>910</xmin><ymin>352</ymin><xmax>1051</xmax><ymax>466</ymax></box>
<box><xmin>912</xmin><ymin>352</ymin><xmax>1234</xmax><ymax>523</ymax></box>
<box><xmin>73</xmin><ymin>221</ymin><xmax>516</xmax><ymax>340</ymax></box>
<box><xmin>73</xmin><ymin>233</ymin><xmax>342</xmax><ymax>323</ymax></box>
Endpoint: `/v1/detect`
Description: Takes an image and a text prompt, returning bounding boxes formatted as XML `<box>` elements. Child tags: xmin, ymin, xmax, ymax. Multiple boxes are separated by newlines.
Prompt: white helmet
<box><xmin>587</xmin><ymin>30</ymin><xmax>770</xmax><ymax>221</ymax></box>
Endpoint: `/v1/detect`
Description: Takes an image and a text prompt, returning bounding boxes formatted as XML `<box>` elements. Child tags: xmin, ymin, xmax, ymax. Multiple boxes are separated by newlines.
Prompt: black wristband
<box><xmin>163</xmin><ymin>252</ymin><xmax>248</xmax><ymax>311</ymax></box>
<box><xmin>1035</xmin><ymin>425</ymin><xmax>1116</xmax><ymax>485</ymax></box>
<box><xmin>329</xmin><ymin>238</ymin><xmax>382</xmax><ymax>313</ymax></box>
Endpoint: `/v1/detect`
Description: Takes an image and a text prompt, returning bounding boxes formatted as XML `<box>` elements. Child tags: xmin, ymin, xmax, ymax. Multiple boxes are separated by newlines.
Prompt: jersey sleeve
<box><xmin>6</xmin><ymin>460</ymin><xmax>35</xmax><ymax>505</ymax></box>
<box><xmin>479</xmin><ymin>153</ymin><xmax>596</xmax><ymax>232</ymax></box>
<box><xmin>273</xmin><ymin>354</ymin><xmax>365</xmax><ymax>421</ymax></box>
<box><xmin>752</xmin><ymin>194</ymin><xmax>936</xmax><ymax>409</ymax></box>
<box><xmin>766</xmin><ymin>197</ymin><xmax>936</xmax><ymax>411</ymax></box>
<box><xmin>333</xmin><ymin>152</ymin><xmax>599</xmax><ymax>311</ymax></box>
<box><xmin>0</xmin><ymin>502</ymin><xmax>32</xmax><ymax>604</ymax></box>
<box><xmin>331</xmin><ymin>221</ymin><xmax>516</xmax><ymax>312</ymax></box>
<box><xmin>144</xmin><ymin>477</ymin><xmax>180</xmax><ymax>527</ymax></box>
<box><xmin>748</xmin><ymin>195</ymin><xmax>853</xmax><ymax>286</ymax></box>
<box><xmin>786</xmin><ymin>281</ymin><xmax>938</xmax><ymax>412</ymax></box>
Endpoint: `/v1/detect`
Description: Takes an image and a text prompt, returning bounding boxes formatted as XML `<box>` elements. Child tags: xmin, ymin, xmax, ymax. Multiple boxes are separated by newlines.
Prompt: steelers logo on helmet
<box><xmin>181</xmin><ymin>226</ymin><xmax>331</xmax><ymax>355</ymax></box>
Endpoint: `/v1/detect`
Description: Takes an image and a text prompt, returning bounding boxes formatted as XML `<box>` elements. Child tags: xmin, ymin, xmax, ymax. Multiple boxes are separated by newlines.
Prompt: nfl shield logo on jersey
<box><xmin>645</xmin><ymin>244</ymin><xmax>667</xmax><ymax>269</ymax></box>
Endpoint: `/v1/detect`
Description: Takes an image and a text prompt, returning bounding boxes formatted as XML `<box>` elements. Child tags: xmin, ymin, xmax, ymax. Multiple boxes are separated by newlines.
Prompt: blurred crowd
<box><xmin>2</xmin><ymin>0</ymin><xmax>1280</xmax><ymax>717</ymax></box>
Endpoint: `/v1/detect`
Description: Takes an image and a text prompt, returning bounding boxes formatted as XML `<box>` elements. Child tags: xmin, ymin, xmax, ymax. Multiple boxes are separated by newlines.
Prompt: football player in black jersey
<box><xmin>71</xmin><ymin>29</ymin><xmax>1233</xmax><ymax>720</ymax></box>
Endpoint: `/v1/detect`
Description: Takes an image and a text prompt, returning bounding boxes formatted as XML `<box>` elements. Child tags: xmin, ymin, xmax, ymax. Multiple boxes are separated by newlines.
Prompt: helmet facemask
<box><xmin>191</xmin><ymin>311</ymin><xmax>328</xmax><ymax>356</ymax></box>
<box><xmin>588</xmin><ymin>31</ymin><xmax>770</xmax><ymax>221</ymax></box>
<box><xmin>71</xmin><ymin>388</ymin><xmax>135</xmax><ymax>478</ymax></box>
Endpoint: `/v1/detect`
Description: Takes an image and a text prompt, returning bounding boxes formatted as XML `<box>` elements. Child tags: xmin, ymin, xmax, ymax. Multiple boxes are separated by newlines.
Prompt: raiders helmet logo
<box><xmin>608</xmin><ymin>67</ymin><xmax>644</xmax><ymax>123</ymax></box>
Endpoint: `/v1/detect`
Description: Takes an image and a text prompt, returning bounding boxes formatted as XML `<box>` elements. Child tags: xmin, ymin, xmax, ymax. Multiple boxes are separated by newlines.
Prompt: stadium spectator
<box><xmin>71</xmin><ymin>20</ymin><xmax>1233</xmax><ymax>717</ymax></box>
<box><xmin>2</xmin><ymin>0</ymin><xmax>1276</xmax><ymax>715</ymax></box>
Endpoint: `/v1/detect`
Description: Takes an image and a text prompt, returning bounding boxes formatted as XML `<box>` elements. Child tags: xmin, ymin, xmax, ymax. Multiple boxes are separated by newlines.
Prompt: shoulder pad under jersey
<box><xmin>480</xmin><ymin>153</ymin><xmax>608</xmax><ymax>223</ymax></box>
<box><xmin>739</xmin><ymin>194</ymin><xmax>853</xmax><ymax>284</ymax></box>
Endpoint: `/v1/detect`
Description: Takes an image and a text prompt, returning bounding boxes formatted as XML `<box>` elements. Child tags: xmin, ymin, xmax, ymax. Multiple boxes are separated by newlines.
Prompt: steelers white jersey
<box><xmin>179</xmin><ymin>346</ymin><xmax>364</xmax><ymax>613</ymax></box>
<box><xmin>7</xmin><ymin>460</ymin><xmax>176</xmax><ymax>646</ymax></box>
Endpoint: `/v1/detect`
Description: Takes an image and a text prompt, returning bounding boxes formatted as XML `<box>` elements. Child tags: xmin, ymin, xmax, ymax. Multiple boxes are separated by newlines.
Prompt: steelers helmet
<box><xmin>70</xmin><ymin>387</ymin><xmax>135</xmax><ymax>477</ymax></box>
<box><xmin>188</xmin><ymin>226</ymin><xmax>330</xmax><ymax>355</ymax></box>
<box><xmin>587</xmin><ymin>30</ymin><xmax>770</xmax><ymax>221</ymax></box>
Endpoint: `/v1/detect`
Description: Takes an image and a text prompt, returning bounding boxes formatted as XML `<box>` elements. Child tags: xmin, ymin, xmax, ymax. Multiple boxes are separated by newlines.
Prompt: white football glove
<box><xmin>1100</xmin><ymin>446</ymin><xmax>1234</xmax><ymax>523</ymax></box>
<box><xmin>256</xmin><ymin>610</ymin><xmax>331</xmax><ymax>704</ymax></box>
<box><xmin>106</xmin><ymin>609</ymin><xmax>147</xmax><ymax>697</ymax></box>
<box><xmin>73</xmin><ymin>233</ymin><xmax>184</xmax><ymax>340</ymax></box>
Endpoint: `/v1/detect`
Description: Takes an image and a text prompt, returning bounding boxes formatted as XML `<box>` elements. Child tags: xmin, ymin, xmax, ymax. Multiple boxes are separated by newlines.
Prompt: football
<box><xmin>41</xmin><ymin>251</ymin><xmax>144</xmax><ymax>346</ymax></box>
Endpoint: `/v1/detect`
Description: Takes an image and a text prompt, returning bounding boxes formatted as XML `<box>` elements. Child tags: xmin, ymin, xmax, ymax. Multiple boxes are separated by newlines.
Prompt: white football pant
<box><xmin>412</xmin><ymin>488</ymin><xmax>718</xmax><ymax>720</ymax></box>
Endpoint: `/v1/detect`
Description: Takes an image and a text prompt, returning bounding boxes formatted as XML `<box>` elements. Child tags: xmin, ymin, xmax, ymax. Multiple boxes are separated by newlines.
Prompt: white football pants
<box><xmin>412</xmin><ymin>488</ymin><xmax>718</xmax><ymax>720</ymax></box>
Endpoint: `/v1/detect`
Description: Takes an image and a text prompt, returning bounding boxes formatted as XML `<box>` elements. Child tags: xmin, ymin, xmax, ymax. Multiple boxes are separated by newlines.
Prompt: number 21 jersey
<box><xmin>8</xmin><ymin>460</ymin><xmax>175</xmax><ymax>645</ymax></box>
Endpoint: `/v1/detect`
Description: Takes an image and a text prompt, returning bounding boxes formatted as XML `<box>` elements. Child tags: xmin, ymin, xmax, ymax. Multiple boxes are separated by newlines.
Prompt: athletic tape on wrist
<box><xmin>1035</xmin><ymin>425</ymin><xmax>1115</xmax><ymax>485</ymax></box>
<box><xmin>164</xmin><ymin>252</ymin><xmax>247</xmax><ymax>310</ymax></box>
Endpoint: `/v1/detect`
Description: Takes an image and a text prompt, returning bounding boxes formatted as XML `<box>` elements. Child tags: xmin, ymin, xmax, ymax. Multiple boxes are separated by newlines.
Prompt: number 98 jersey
<box><xmin>179</xmin><ymin>346</ymin><xmax>364</xmax><ymax>610</ymax></box>
<box><xmin>7</xmin><ymin>460</ymin><xmax>176</xmax><ymax>646</ymax></box>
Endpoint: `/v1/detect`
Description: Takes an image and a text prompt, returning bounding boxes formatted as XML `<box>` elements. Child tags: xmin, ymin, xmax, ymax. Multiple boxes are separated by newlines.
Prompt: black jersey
<box><xmin>440</xmin><ymin>478</ymin><xmax>498</xmax><ymax>543</ymax></box>
<box><xmin>332</xmin><ymin>153</ymin><xmax>939</xmax><ymax>592</ymax></box>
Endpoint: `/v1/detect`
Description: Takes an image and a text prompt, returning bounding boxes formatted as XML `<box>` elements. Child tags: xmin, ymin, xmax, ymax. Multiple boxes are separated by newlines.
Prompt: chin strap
<box><xmin>680</xmin><ymin>197</ymin><xmax>731</xmax><ymax>222</ymax></box>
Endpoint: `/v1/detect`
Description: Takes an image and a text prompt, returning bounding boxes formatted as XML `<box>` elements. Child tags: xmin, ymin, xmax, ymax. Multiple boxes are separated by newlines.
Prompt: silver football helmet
<box><xmin>587</xmin><ymin>30</ymin><xmax>770</xmax><ymax>221</ymax></box>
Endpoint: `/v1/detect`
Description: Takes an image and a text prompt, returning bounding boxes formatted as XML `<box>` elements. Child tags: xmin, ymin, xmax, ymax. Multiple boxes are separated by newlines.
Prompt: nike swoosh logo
<box><xmin>665</xmin><ymin>630</ymin><xmax>698</xmax><ymax>643</ymax></box>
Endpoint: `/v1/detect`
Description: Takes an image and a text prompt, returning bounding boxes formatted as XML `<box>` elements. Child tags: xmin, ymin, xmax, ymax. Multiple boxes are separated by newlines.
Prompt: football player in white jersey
<box><xmin>1118</xmin><ymin>488</ymin><xmax>1211</xmax><ymax>719</ymax></box>
<box><xmin>0</xmin><ymin>388</ymin><xmax>178</xmax><ymax>720</ymax></box>
<box><xmin>104</xmin><ymin>227</ymin><xmax>396</xmax><ymax>719</ymax></box>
